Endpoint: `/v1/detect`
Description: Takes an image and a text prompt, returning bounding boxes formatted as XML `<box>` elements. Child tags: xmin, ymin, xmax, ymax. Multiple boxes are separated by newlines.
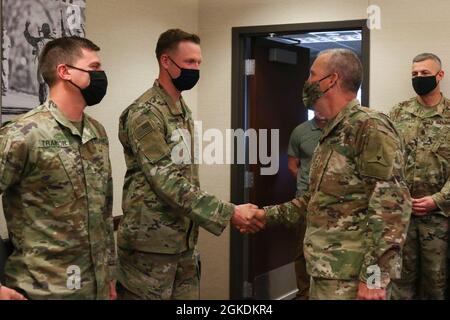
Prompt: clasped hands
<box><xmin>231</xmin><ymin>204</ymin><xmax>266</xmax><ymax>234</ymax></box>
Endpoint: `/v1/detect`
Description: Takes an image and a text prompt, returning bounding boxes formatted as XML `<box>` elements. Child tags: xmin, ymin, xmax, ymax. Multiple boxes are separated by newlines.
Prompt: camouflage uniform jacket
<box><xmin>117</xmin><ymin>80</ymin><xmax>234</xmax><ymax>254</ymax></box>
<box><xmin>265</xmin><ymin>99</ymin><xmax>411</xmax><ymax>286</ymax></box>
<box><xmin>0</xmin><ymin>101</ymin><xmax>115</xmax><ymax>299</ymax></box>
<box><xmin>389</xmin><ymin>96</ymin><xmax>450</xmax><ymax>217</ymax></box>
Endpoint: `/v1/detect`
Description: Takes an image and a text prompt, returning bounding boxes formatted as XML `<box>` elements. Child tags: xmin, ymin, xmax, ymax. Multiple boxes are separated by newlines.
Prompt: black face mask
<box><xmin>167</xmin><ymin>57</ymin><xmax>200</xmax><ymax>91</ymax></box>
<box><xmin>67</xmin><ymin>65</ymin><xmax>108</xmax><ymax>106</ymax></box>
<box><xmin>412</xmin><ymin>73</ymin><xmax>439</xmax><ymax>96</ymax></box>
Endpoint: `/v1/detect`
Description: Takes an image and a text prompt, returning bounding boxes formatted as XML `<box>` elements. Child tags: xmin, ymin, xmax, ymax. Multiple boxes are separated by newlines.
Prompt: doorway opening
<box><xmin>230</xmin><ymin>20</ymin><xmax>369</xmax><ymax>300</ymax></box>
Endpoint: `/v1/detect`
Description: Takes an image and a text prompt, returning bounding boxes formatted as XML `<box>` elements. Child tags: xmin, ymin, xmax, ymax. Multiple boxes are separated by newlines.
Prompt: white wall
<box><xmin>369</xmin><ymin>0</ymin><xmax>450</xmax><ymax>112</ymax></box>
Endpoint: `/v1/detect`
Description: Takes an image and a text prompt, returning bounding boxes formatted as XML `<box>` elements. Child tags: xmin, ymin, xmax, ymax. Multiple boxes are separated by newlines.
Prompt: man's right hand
<box><xmin>412</xmin><ymin>196</ymin><xmax>437</xmax><ymax>216</ymax></box>
<box><xmin>0</xmin><ymin>286</ymin><xmax>27</xmax><ymax>300</ymax></box>
<box><xmin>231</xmin><ymin>204</ymin><xmax>266</xmax><ymax>234</ymax></box>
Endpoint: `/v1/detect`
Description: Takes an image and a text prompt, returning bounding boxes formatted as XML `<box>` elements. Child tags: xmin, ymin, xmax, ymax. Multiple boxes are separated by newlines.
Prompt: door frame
<box><xmin>230</xmin><ymin>19</ymin><xmax>370</xmax><ymax>299</ymax></box>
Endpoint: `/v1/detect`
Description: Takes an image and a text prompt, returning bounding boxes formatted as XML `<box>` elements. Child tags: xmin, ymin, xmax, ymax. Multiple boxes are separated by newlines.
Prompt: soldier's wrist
<box><xmin>431</xmin><ymin>193</ymin><xmax>449</xmax><ymax>214</ymax></box>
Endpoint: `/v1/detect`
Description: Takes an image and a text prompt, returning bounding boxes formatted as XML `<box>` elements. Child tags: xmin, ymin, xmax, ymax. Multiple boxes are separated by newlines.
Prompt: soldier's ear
<box><xmin>56</xmin><ymin>64</ymin><xmax>71</xmax><ymax>81</ymax></box>
<box><xmin>328</xmin><ymin>72</ymin><xmax>339</xmax><ymax>89</ymax></box>
<box><xmin>160</xmin><ymin>54</ymin><xmax>170</xmax><ymax>69</ymax></box>
<box><xmin>332</xmin><ymin>72</ymin><xmax>339</xmax><ymax>83</ymax></box>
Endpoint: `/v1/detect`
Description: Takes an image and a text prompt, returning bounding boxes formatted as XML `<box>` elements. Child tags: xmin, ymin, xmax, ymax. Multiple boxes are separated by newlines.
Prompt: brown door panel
<box><xmin>248</xmin><ymin>38</ymin><xmax>310</xmax><ymax>280</ymax></box>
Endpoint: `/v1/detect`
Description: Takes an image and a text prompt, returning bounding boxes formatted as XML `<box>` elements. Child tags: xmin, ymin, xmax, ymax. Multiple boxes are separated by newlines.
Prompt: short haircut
<box><xmin>318</xmin><ymin>48</ymin><xmax>363</xmax><ymax>93</ymax></box>
<box><xmin>38</xmin><ymin>36</ymin><xmax>100</xmax><ymax>87</ymax></box>
<box><xmin>155</xmin><ymin>28</ymin><xmax>200</xmax><ymax>60</ymax></box>
<box><xmin>413</xmin><ymin>52</ymin><xmax>442</xmax><ymax>69</ymax></box>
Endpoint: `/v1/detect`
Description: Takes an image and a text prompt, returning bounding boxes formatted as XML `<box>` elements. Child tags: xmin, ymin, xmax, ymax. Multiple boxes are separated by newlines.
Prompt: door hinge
<box><xmin>243</xmin><ymin>281</ymin><xmax>253</xmax><ymax>299</ymax></box>
<box><xmin>245</xmin><ymin>59</ymin><xmax>255</xmax><ymax>76</ymax></box>
<box><xmin>244</xmin><ymin>171</ymin><xmax>254</xmax><ymax>189</ymax></box>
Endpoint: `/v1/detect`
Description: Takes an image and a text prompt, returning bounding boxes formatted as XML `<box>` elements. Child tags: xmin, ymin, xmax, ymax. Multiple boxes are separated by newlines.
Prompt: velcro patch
<box><xmin>39</xmin><ymin>139</ymin><xmax>70</xmax><ymax>148</ymax></box>
<box><xmin>359</xmin><ymin>128</ymin><xmax>396</xmax><ymax>180</ymax></box>
<box><xmin>134</xmin><ymin>121</ymin><xmax>153</xmax><ymax>140</ymax></box>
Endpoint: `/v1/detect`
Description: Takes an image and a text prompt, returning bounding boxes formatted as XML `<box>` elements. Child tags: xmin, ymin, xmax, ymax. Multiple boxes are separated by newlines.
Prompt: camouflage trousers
<box><xmin>392</xmin><ymin>214</ymin><xmax>448</xmax><ymax>300</ymax></box>
<box><xmin>294</xmin><ymin>215</ymin><xmax>310</xmax><ymax>300</ymax></box>
<box><xmin>310</xmin><ymin>278</ymin><xmax>359</xmax><ymax>300</ymax></box>
<box><xmin>116</xmin><ymin>247</ymin><xmax>200</xmax><ymax>300</ymax></box>
<box><xmin>310</xmin><ymin>278</ymin><xmax>392</xmax><ymax>300</ymax></box>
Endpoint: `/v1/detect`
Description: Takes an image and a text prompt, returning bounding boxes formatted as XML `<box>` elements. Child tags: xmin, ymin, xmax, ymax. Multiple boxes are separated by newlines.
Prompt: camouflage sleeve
<box><xmin>431</xmin><ymin>179</ymin><xmax>450</xmax><ymax>217</ymax></box>
<box><xmin>104</xmin><ymin>165</ymin><xmax>116</xmax><ymax>281</ymax></box>
<box><xmin>0</xmin><ymin>128</ymin><xmax>27</xmax><ymax>194</ymax></box>
<box><xmin>356</xmin><ymin>119</ymin><xmax>412</xmax><ymax>287</ymax></box>
<box><xmin>126</xmin><ymin>110</ymin><xmax>235</xmax><ymax>236</ymax></box>
<box><xmin>263</xmin><ymin>193</ymin><xmax>309</xmax><ymax>227</ymax></box>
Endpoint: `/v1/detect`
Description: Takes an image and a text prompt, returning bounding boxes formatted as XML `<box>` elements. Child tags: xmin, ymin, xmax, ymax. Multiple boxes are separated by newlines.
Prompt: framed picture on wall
<box><xmin>1</xmin><ymin>0</ymin><xmax>86</xmax><ymax>124</ymax></box>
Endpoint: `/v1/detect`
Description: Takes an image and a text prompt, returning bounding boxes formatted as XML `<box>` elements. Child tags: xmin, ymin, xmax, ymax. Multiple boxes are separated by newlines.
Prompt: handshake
<box><xmin>230</xmin><ymin>204</ymin><xmax>266</xmax><ymax>234</ymax></box>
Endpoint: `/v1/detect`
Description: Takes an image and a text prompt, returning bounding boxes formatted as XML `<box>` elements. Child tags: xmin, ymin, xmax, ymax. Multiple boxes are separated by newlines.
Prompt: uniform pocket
<box><xmin>45</xmin><ymin>150</ymin><xmax>85</xmax><ymax>207</ymax></box>
<box><xmin>318</xmin><ymin>150</ymin><xmax>362</xmax><ymax>199</ymax></box>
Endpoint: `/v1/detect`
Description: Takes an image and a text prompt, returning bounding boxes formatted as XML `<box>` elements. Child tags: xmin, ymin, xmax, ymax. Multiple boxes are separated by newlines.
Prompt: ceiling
<box><xmin>265</xmin><ymin>30</ymin><xmax>362</xmax><ymax>57</ymax></box>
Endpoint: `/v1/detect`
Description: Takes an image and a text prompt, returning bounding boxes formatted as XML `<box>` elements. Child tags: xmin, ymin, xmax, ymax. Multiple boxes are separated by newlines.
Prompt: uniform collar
<box><xmin>46</xmin><ymin>100</ymin><xmax>98</xmax><ymax>144</ymax></box>
<box><xmin>407</xmin><ymin>94</ymin><xmax>446</xmax><ymax>118</ymax></box>
<box><xmin>320</xmin><ymin>99</ymin><xmax>360</xmax><ymax>142</ymax></box>
<box><xmin>153</xmin><ymin>79</ymin><xmax>185</xmax><ymax>116</ymax></box>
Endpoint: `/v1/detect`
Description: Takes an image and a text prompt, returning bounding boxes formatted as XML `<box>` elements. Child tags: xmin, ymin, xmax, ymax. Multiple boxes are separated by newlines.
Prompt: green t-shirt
<box><xmin>288</xmin><ymin>119</ymin><xmax>322</xmax><ymax>197</ymax></box>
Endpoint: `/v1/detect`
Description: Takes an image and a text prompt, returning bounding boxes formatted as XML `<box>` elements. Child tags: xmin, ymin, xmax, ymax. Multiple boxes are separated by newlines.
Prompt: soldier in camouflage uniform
<box><xmin>0</xmin><ymin>37</ymin><xmax>116</xmax><ymax>300</ymax></box>
<box><xmin>116</xmin><ymin>29</ymin><xmax>264</xmax><ymax>300</ymax></box>
<box><xmin>390</xmin><ymin>53</ymin><xmax>449</xmax><ymax>300</ymax></box>
<box><xmin>251</xmin><ymin>49</ymin><xmax>412</xmax><ymax>300</ymax></box>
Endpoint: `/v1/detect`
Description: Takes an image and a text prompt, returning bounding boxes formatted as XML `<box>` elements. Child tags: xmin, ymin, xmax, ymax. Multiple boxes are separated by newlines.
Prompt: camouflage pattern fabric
<box><xmin>309</xmin><ymin>278</ymin><xmax>359</xmax><ymax>300</ymax></box>
<box><xmin>117</xmin><ymin>80</ymin><xmax>234</xmax><ymax>299</ymax></box>
<box><xmin>116</xmin><ymin>248</ymin><xmax>200</xmax><ymax>300</ymax></box>
<box><xmin>389</xmin><ymin>96</ymin><xmax>450</xmax><ymax>299</ymax></box>
<box><xmin>310</xmin><ymin>277</ymin><xmax>392</xmax><ymax>300</ymax></box>
<box><xmin>391</xmin><ymin>214</ymin><xmax>448</xmax><ymax>299</ymax></box>
<box><xmin>264</xmin><ymin>99</ymin><xmax>412</xmax><ymax>297</ymax></box>
<box><xmin>0</xmin><ymin>100</ymin><xmax>115</xmax><ymax>300</ymax></box>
